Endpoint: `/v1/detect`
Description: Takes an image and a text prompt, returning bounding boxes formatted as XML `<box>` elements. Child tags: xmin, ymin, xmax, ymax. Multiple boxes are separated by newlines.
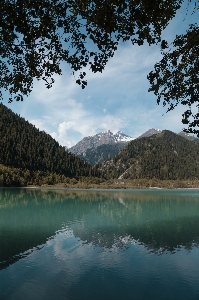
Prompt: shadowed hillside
<box><xmin>0</xmin><ymin>103</ymin><xmax>100</xmax><ymax>186</ymax></box>
<box><xmin>96</xmin><ymin>130</ymin><xmax>199</xmax><ymax>180</ymax></box>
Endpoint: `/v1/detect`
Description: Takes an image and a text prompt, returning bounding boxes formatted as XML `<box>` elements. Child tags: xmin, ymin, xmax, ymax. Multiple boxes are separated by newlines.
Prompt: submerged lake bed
<box><xmin>1</xmin><ymin>188</ymin><xmax>199</xmax><ymax>300</ymax></box>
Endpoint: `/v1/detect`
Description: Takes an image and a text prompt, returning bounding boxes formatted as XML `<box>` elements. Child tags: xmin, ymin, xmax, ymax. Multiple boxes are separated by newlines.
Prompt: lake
<box><xmin>1</xmin><ymin>188</ymin><xmax>199</xmax><ymax>300</ymax></box>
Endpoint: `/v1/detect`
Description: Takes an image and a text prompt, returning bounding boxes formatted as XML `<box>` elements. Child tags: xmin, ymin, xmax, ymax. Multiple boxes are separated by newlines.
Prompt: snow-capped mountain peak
<box><xmin>69</xmin><ymin>130</ymin><xmax>134</xmax><ymax>156</ymax></box>
<box><xmin>113</xmin><ymin>131</ymin><xmax>134</xmax><ymax>142</ymax></box>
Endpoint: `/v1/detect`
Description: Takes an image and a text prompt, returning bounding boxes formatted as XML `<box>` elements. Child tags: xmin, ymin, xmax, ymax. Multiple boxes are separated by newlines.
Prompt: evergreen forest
<box><xmin>97</xmin><ymin>131</ymin><xmax>199</xmax><ymax>180</ymax></box>
<box><xmin>0</xmin><ymin>103</ymin><xmax>100</xmax><ymax>186</ymax></box>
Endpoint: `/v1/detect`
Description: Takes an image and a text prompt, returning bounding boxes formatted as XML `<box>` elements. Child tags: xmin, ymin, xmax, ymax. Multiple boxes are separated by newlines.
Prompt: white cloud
<box><xmin>29</xmin><ymin>118</ymin><xmax>48</xmax><ymax>132</ymax></box>
<box><xmin>99</xmin><ymin>114</ymin><xmax>128</xmax><ymax>134</ymax></box>
<box><xmin>49</xmin><ymin>112</ymin><xmax>128</xmax><ymax>147</ymax></box>
<box><xmin>51</xmin><ymin>120</ymin><xmax>97</xmax><ymax>147</ymax></box>
<box><xmin>31</xmin><ymin>69</ymin><xmax>78</xmax><ymax>104</ymax></box>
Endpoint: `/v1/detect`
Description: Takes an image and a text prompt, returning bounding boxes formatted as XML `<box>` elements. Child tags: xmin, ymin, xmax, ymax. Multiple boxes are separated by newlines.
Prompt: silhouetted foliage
<box><xmin>148</xmin><ymin>22</ymin><xmax>199</xmax><ymax>135</ymax></box>
<box><xmin>2</xmin><ymin>0</ymin><xmax>199</xmax><ymax>133</ymax></box>
<box><xmin>1</xmin><ymin>0</ymin><xmax>182</xmax><ymax>100</ymax></box>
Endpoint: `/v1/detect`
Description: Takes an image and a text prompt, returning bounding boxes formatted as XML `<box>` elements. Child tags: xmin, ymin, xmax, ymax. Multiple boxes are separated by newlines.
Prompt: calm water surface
<box><xmin>1</xmin><ymin>188</ymin><xmax>199</xmax><ymax>300</ymax></box>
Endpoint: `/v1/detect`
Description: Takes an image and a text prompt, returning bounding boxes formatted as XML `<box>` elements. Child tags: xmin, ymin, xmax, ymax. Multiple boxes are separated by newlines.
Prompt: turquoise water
<box><xmin>1</xmin><ymin>188</ymin><xmax>199</xmax><ymax>299</ymax></box>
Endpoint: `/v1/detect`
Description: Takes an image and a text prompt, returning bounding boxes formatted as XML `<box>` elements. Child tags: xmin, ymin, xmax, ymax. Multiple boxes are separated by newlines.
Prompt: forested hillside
<box><xmin>0</xmin><ymin>103</ymin><xmax>99</xmax><ymax>186</ymax></box>
<box><xmin>2</xmin><ymin>103</ymin><xmax>199</xmax><ymax>187</ymax></box>
<box><xmin>96</xmin><ymin>130</ymin><xmax>199</xmax><ymax>180</ymax></box>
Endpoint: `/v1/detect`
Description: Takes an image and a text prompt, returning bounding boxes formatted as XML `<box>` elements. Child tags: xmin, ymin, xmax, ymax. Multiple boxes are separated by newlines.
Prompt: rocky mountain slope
<box><xmin>69</xmin><ymin>130</ymin><xmax>134</xmax><ymax>155</ymax></box>
<box><xmin>96</xmin><ymin>130</ymin><xmax>199</xmax><ymax>180</ymax></box>
<box><xmin>68</xmin><ymin>130</ymin><xmax>134</xmax><ymax>165</ymax></box>
<box><xmin>137</xmin><ymin>128</ymin><xmax>162</xmax><ymax>139</ymax></box>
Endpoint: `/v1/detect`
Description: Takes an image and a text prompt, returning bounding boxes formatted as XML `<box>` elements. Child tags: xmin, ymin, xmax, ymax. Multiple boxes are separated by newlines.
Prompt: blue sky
<box><xmin>2</xmin><ymin>2</ymin><xmax>198</xmax><ymax>148</ymax></box>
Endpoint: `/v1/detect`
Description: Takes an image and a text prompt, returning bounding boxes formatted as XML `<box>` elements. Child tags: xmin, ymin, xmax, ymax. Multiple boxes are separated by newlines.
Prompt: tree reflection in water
<box><xmin>1</xmin><ymin>188</ymin><xmax>199</xmax><ymax>270</ymax></box>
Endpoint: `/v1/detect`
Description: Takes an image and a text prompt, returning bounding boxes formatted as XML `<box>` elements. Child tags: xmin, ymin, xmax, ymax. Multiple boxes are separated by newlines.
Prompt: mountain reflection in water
<box><xmin>1</xmin><ymin>188</ymin><xmax>199</xmax><ymax>271</ymax></box>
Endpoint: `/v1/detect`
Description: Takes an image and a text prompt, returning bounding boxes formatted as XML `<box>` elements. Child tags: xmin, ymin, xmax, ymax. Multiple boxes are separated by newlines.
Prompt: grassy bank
<box><xmin>38</xmin><ymin>178</ymin><xmax>199</xmax><ymax>189</ymax></box>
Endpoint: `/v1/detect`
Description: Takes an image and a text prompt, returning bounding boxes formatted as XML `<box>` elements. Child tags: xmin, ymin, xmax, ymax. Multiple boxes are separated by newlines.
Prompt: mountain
<box><xmin>2</xmin><ymin>102</ymin><xmax>199</xmax><ymax>187</ymax></box>
<box><xmin>178</xmin><ymin>131</ymin><xmax>199</xmax><ymax>144</ymax></box>
<box><xmin>138</xmin><ymin>128</ymin><xmax>199</xmax><ymax>143</ymax></box>
<box><xmin>0</xmin><ymin>103</ymin><xmax>97</xmax><ymax>186</ymax></box>
<box><xmin>137</xmin><ymin>128</ymin><xmax>162</xmax><ymax>139</ymax></box>
<box><xmin>69</xmin><ymin>130</ymin><xmax>134</xmax><ymax>155</ymax></box>
<box><xmin>96</xmin><ymin>130</ymin><xmax>199</xmax><ymax>180</ymax></box>
<box><xmin>69</xmin><ymin>128</ymin><xmax>199</xmax><ymax>167</ymax></box>
<box><xmin>69</xmin><ymin>130</ymin><xmax>134</xmax><ymax>166</ymax></box>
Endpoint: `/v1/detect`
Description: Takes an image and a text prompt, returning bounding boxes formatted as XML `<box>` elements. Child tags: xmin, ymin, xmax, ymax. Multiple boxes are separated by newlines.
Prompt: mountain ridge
<box><xmin>1</xmin><ymin>103</ymin><xmax>199</xmax><ymax>186</ymax></box>
<box><xmin>0</xmin><ymin>103</ymin><xmax>98</xmax><ymax>186</ymax></box>
<box><xmin>69</xmin><ymin>130</ymin><xmax>134</xmax><ymax>156</ymax></box>
<box><xmin>96</xmin><ymin>130</ymin><xmax>199</xmax><ymax>180</ymax></box>
<box><xmin>68</xmin><ymin>128</ymin><xmax>199</xmax><ymax>166</ymax></box>
<box><xmin>137</xmin><ymin>128</ymin><xmax>162</xmax><ymax>139</ymax></box>
<box><xmin>68</xmin><ymin>130</ymin><xmax>134</xmax><ymax>165</ymax></box>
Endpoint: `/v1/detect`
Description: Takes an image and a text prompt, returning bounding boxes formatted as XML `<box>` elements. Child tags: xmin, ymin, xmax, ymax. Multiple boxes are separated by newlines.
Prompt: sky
<box><xmin>2</xmin><ymin>1</ymin><xmax>198</xmax><ymax>148</ymax></box>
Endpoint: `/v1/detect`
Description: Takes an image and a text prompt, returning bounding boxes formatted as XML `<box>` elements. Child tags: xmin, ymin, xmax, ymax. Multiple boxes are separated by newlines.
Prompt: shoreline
<box><xmin>2</xmin><ymin>179</ymin><xmax>199</xmax><ymax>190</ymax></box>
<box><xmin>5</xmin><ymin>185</ymin><xmax>199</xmax><ymax>190</ymax></box>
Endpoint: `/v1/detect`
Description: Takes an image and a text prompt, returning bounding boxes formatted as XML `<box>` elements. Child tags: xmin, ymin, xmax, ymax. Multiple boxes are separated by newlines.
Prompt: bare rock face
<box><xmin>69</xmin><ymin>130</ymin><xmax>134</xmax><ymax>156</ymax></box>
